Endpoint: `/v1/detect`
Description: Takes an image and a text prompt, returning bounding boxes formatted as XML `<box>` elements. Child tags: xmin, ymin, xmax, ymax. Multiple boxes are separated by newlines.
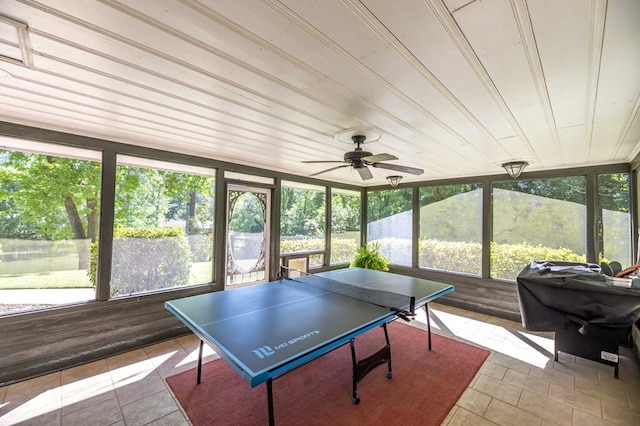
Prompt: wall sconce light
<box><xmin>501</xmin><ymin>161</ymin><xmax>528</xmax><ymax>179</ymax></box>
<box><xmin>386</xmin><ymin>175</ymin><xmax>402</xmax><ymax>187</ymax></box>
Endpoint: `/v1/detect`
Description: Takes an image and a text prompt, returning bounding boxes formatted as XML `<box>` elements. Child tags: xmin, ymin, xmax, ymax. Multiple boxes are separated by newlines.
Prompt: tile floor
<box><xmin>1</xmin><ymin>303</ymin><xmax>638</xmax><ymax>425</ymax></box>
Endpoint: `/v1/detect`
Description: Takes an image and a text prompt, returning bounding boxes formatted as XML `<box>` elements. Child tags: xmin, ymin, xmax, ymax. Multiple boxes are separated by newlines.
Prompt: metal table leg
<box><xmin>197</xmin><ymin>339</ymin><xmax>204</xmax><ymax>384</ymax></box>
<box><xmin>423</xmin><ymin>303</ymin><xmax>432</xmax><ymax>350</ymax></box>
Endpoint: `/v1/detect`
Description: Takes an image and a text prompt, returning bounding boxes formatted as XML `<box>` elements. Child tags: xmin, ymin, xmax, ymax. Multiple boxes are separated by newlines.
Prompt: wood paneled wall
<box><xmin>390</xmin><ymin>267</ymin><xmax>522</xmax><ymax>322</ymax></box>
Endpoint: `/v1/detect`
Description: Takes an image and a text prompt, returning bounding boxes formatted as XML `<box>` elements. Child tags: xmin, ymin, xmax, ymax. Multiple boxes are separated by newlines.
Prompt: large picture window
<box><xmin>367</xmin><ymin>188</ymin><xmax>413</xmax><ymax>266</ymax></box>
<box><xmin>280</xmin><ymin>181</ymin><xmax>326</xmax><ymax>267</ymax></box>
<box><xmin>0</xmin><ymin>142</ymin><xmax>101</xmax><ymax>315</ymax></box>
<box><xmin>330</xmin><ymin>188</ymin><xmax>361</xmax><ymax>265</ymax></box>
<box><xmin>108</xmin><ymin>156</ymin><xmax>215</xmax><ymax>297</ymax></box>
<box><xmin>419</xmin><ymin>184</ymin><xmax>482</xmax><ymax>274</ymax></box>
<box><xmin>491</xmin><ymin>177</ymin><xmax>587</xmax><ymax>280</ymax></box>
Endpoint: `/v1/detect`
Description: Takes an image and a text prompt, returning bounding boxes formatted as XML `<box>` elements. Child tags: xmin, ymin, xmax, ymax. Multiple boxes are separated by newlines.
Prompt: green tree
<box><xmin>0</xmin><ymin>180</ymin><xmax>40</xmax><ymax>239</ymax></box>
<box><xmin>113</xmin><ymin>166</ymin><xmax>214</xmax><ymax>232</ymax></box>
<box><xmin>0</xmin><ymin>152</ymin><xmax>216</xmax><ymax>271</ymax></box>
<box><xmin>597</xmin><ymin>173</ymin><xmax>629</xmax><ymax>212</ymax></box>
<box><xmin>0</xmin><ymin>150</ymin><xmax>102</xmax><ymax>269</ymax></box>
<box><xmin>161</xmin><ymin>171</ymin><xmax>215</xmax><ymax>234</ymax></box>
<box><xmin>281</xmin><ymin>187</ymin><xmax>325</xmax><ymax>236</ymax></box>
<box><xmin>367</xmin><ymin>188</ymin><xmax>412</xmax><ymax>222</ymax></box>
<box><xmin>228</xmin><ymin>192</ymin><xmax>265</xmax><ymax>233</ymax></box>
<box><xmin>114</xmin><ymin>166</ymin><xmax>167</xmax><ymax>228</ymax></box>
<box><xmin>495</xmin><ymin>176</ymin><xmax>586</xmax><ymax>204</ymax></box>
<box><xmin>331</xmin><ymin>193</ymin><xmax>360</xmax><ymax>233</ymax></box>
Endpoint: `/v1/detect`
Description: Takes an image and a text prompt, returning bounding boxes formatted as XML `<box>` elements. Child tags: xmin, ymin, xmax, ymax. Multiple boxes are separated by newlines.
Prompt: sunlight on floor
<box><xmin>0</xmin><ymin>339</ymin><xmax>217</xmax><ymax>425</ymax></box>
<box><xmin>414</xmin><ymin>306</ymin><xmax>554</xmax><ymax>368</ymax></box>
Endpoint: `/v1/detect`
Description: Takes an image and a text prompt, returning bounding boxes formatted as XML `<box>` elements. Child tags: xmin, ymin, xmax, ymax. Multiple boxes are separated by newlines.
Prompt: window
<box><xmin>0</xmin><ymin>142</ymin><xmax>101</xmax><ymax>315</ymax></box>
<box><xmin>419</xmin><ymin>184</ymin><xmax>482</xmax><ymax>274</ymax></box>
<box><xmin>367</xmin><ymin>188</ymin><xmax>412</xmax><ymax>266</ymax></box>
<box><xmin>280</xmin><ymin>181</ymin><xmax>325</xmax><ymax>267</ymax></box>
<box><xmin>598</xmin><ymin>173</ymin><xmax>632</xmax><ymax>265</ymax></box>
<box><xmin>491</xmin><ymin>177</ymin><xmax>587</xmax><ymax>280</ymax></box>
<box><xmin>110</xmin><ymin>156</ymin><xmax>215</xmax><ymax>297</ymax></box>
<box><xmin>331</xmin><ymin>188</ymin><xmax>361</xmax><ymax>265</ymax></box>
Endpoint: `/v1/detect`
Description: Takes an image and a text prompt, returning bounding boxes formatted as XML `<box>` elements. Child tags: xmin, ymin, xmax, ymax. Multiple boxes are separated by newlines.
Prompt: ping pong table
<box><xmin>165</xmin><ymin>267</ymin><xmax>454</xmax><ymax>425</ymax></box>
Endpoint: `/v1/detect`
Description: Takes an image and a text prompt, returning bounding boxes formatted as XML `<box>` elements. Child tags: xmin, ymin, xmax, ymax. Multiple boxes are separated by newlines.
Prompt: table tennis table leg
<box><xmin>197</xmin><ymin>339</ymin><xmax>204</xmax><ymax>384</ymax></box>
<box><xmin>350</xmin><ymin>323</ymin><xmax>392</xmax><ymax>404</ymax></box>
<box><xmin>267</xmin><ymin>378</ymin><xmax>275</xmax><ymax>426</ymax></box>
<box><xmin>424</xmin><ymin>304</ymin><xmax>432</xmax><ymax>350</ymax></box>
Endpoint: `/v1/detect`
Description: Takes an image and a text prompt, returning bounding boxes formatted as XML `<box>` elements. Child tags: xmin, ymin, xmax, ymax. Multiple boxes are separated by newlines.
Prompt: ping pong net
<box><xmin>281</xmin><ymin>266</ymin><xmax>417</xmax><ymax>317</ymax></box>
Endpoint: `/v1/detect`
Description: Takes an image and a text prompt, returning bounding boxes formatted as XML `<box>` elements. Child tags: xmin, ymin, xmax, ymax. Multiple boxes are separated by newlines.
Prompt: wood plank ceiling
<box><xmin>0</xmin><ymin>0</ymin><xmax>639</xmax><ymax>186</ymax></box>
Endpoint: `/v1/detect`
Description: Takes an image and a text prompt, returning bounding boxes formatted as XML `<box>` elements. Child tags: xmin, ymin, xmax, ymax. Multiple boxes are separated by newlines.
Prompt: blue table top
<box><xmin>165</xmin><ymin>268</ymin><xmax>453</xmax><ymax>387</ymax></box>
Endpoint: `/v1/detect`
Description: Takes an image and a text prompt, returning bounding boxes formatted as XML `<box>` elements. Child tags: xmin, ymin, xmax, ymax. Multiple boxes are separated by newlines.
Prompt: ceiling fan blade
<box><xmin>308</xmin><ymin>165</ymin><xmax>349</xmax><ymax>177</ymax></box>
<box><xmin>357</xmin><ymin>166</ymin><xmax>373</xmax><ymax>180</ymax></box>
<box><xmin>301</xmin><ymin>160</ymin><xmax>345</xmax><ymax>164</ymax></box>
<box><xmin>362</xmin><ymin>153</ymin><xmax>397</xmax><ymax>162</ymax></box>
<box><xmin>371</xmin><ymin>162</ymin><xmax>424</xmax><ymax>175</ymax></box>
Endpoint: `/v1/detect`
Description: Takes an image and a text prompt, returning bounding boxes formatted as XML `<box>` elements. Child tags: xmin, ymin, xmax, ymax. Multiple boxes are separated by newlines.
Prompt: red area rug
<box><xmin>166</xmin><ymin>322</ymin><xmax>489</xmax><ymax>425</ymax></box>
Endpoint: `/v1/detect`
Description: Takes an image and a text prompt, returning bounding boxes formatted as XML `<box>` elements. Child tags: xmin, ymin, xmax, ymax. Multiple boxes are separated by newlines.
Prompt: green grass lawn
<box><xmin>0</xmin><ymin>269</ymin><xmax>91</xmax><ymax>289</ymax></box>
<box><xmin>0</xmin><ymin>261</ymin><xmax>214</xmax><ymax>290</ymax></box>
<box><xmin>189</xmin><ymin>261</ymin><xmax>213</xmax><ymax>284</ymax></box>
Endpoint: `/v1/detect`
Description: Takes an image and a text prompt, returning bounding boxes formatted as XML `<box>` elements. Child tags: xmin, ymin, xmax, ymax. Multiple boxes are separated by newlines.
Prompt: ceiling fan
<box><xmin>302</xmin><ymin>135</ymin><xmax>424</xmax><ymax>180</ymax></box>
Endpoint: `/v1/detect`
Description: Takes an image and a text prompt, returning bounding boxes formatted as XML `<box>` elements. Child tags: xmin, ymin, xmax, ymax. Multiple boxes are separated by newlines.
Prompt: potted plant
<box><xmin>350</xmin><ymin>242</ymin><xmax>389</xmax><ymax>271</ymax></box>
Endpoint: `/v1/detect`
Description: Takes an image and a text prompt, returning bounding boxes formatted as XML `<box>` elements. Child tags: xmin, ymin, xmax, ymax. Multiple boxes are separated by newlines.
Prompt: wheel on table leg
<box><xmin>352</xmin><ymin>395</ymin><xmax>360</xmax><ymax>404</ymax></box>
<box><xmin>387</xmin><ymin>372</ymin><xmax>392</xmax><ymax>379</ymax></box>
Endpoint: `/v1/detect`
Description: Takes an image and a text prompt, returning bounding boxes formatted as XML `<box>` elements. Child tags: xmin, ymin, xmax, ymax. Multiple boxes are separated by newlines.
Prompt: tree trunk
<box><xmin>64</xmin><ymin>196</ymin><xmax>89</xmax><ymax>269</ymax></box>
<box><xmin>186</xmin><ymin>190</ymin><xmax>197</xmax><ymax>234</ymax></box>
<box><xmin>86</xmin><ymin>198</ymin><xmax>98</xmax><ymax>242</ymax></box>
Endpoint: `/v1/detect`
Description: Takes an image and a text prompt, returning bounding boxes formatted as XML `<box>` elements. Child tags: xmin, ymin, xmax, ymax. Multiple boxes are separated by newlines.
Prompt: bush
<box><xmin>188</xmin><ymin>233</ymin><xmax>213</xmax><ymax>262</ymax></box>
<box><xmin>409</xmin><ymin>238</ymin><xmax>585</xmax><ymax>280</ymax></box>
<box><xmin>489</xmin><ymin>242</ymin><xmax>585</xmax><ymax>279</ymax></box>
<box><xmin>330</xmin><ymin>238</ymin><xmax>359</xmax><ymax>264</ymax></box>
<box><xmin>279</xmin><ymin>237</ymin><xmax>324</xmax><ymax>253</ymax></box>
<box><xmin>89</xmin><ymin>227</ymin><xmax>192</xmax><ymax>296</ymax></box>
<box><xmin>419</xmin><ymin>239</ymin><xmax>482</xmax><ymax>275</ymax></box>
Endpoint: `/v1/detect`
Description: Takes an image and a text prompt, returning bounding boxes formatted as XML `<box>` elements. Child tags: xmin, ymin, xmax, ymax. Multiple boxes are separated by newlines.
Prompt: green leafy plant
<box><xmin>350</xmin><ymin>242</ymin><xmax>389</xmax><ymax>271</ymax></box>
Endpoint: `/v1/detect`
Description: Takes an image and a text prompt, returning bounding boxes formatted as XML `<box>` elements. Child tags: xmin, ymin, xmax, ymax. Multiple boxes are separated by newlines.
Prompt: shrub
<box><xmin>489</xmin><ymin>242</ymin><xmax>585</xmax><ymax>279</ymax></box>
<box><xmin>412</xmin><ymin>238</ymin><xmax>585</xmax><ymax>280</ymax></box>
<box><xmin>188</xmin><ymin>233</ymin><xmax>213</xmax><ymax>262</ymax></box>
<box><xmin>279</xmin><ymin>237</ymin><xmax>324</xmax><ymax>253</ymax></box>
<box><xmin>419</xmin><ymin>239</ymin><xmax>482</xmax><ymax>275</ymax></box>
<box><xmin>89</xmin><ymin>227</ymin><xmax>192</xmax><ymax>296</ymax></box>
<box><xmin>330</xmin><ymin>238</ymin><xmax>359</xmax><ymax>264</ymax></box>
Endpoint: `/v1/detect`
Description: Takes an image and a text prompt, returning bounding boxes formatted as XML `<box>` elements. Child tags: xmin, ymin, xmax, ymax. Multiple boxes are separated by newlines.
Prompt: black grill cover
<box><xmin>516</xmin><ymin>261</ymin><xmax>640</xmax><ymax>341</ymax></box>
